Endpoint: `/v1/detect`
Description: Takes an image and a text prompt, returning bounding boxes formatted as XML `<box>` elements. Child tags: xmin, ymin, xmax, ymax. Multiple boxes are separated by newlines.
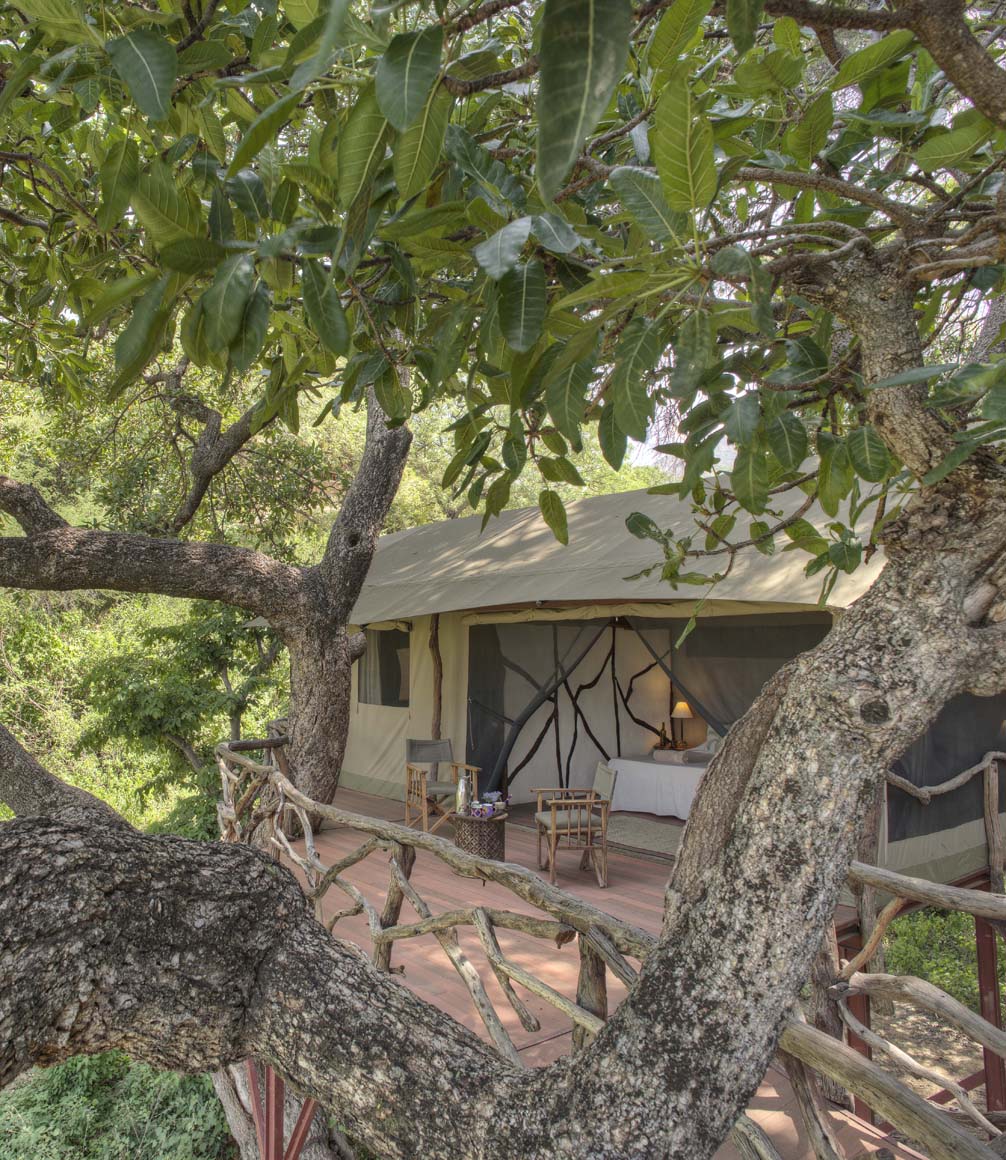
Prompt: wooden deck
<box><xmin>302</xmin><ymin>787</ymin><xmax>925</xmax><ymax>1160</ymax></box>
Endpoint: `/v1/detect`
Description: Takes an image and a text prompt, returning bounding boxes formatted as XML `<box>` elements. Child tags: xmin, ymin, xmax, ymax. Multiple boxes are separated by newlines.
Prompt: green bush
<box><xmin>0</xmin><ymin>1053</ymin><xmax>234</xmax><ymax>1160</ymax></box>
<box><xmin>885</xmin><ymin>907</ymin><xmax>1004</xmax><ymax>1012</ymax></box>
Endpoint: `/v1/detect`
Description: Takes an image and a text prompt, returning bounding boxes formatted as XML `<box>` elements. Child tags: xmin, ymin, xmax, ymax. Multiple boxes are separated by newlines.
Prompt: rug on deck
<box><xmin>606</xmin><ymin>815</ymin><xmax>683</xmax><ymax>858</ymax></box>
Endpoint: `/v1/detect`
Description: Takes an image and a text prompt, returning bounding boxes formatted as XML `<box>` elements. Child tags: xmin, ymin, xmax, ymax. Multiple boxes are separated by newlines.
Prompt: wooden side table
<box><xmin>451</xmin><ymin>811</ymin><xmax>508</xmax><ymax>861</ymax></box>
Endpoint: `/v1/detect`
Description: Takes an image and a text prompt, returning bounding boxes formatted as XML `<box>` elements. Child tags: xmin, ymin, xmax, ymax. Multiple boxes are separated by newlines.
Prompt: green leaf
<box><xmin>784</xmin><ymin>518</ymin><xmax>828</xmax><ymax>555</ymax></box>
<box><xmin>750</xmin><ymin>520</ymin><xmax>775</xmax><ymax>556</ymax></box>
<box><xmin>539</xmin><ymin>488</ymin><xmax>569</xmax><ymax>544</ymax></box>
<box><xmin>766</xmin><ymin>411</ymin><xmax>808</xmax><ymax>470</ymax></box>
<box><xmin>870</xmin><ymin>363</ymin><xmax>956</xmax><ymax>389</ymax></box>
<box><xmin>15</xmin><ymin>0</ymin><xmax>102</xmax><ymax>46</ymax></box>
<box><xmin>107</xmin><ymin>31</ymin><xmax>177</xmax><ymax>122</ymax></box>
<box><xmin>539</xmin><ymin>456</ymin><xmax>584</xmax><ymax>485</ymax></box>
<box><xmin>726</xmin><ymin>0</ymin><xmax>765</xmax><ymax>55</ymax></box>
<box><xmin>302</xmin><ymin>260</ymin><xmax>350</xmax><ymax>354</ymax></box>
<box><xmin>846</xmin><ymin>424</ymin><xmax>891</xmax><ymax>482</ymax></box>
<box><xmin>209</xmin><ymin>186</ymin><xmax>234</xmax><ymax>242</ymax></box>
<box><xmin>0</xmin><ymin>54</ymin><xmax>40</xmax><ymax>121</ymax></box>
<box><xmin>337</xmin><ymin>84</ymin><xmax>392</xmax><ymax>208</ymax></box>
<box><xmin>671</xmin><ymin>311</ymin><xmax>714</xmax><ymax>397</ymax></box>
<box><xmin>650</xmin><ymin>0</ymin><xmax>710</xmax><ymax>76</ymax></box>
<box><xmin>83</xmin><ymin>271</ymin><xmax>158</xmax><ymax>327</ymax></box>
<box><xmin>393</xmin><ymin>84</ymin><xmax>452</xmax><ymax>199</ymax></box>
<box><xmin>114</xmin><ymin>275</ymin><xmax>170</xmax><ymax>371</ymax></box>
<box><xmin>532</xmin><ymin>213</ymin><xmax>581</xmax><ymax>254</ymax></box>
<box><xmin>286</xmin><ymin>0</ymin><xmax>319</xmax><ymax>29</ymax></box>
<box><xmin>132</xmin><ymin>165</ymin><xmax>201</xmax><ymax>245</ymax></box>
<box><xmin>227</xmin><ymin>92</ymin><xmax>302</xmax><ymax>177</ymax></box>
<box><xmin>612</xmin><ymin>317</ymin><xmax>662</xmax><ymax>440</ymax></box>
<box><xmin>201</xmin><ymin>254</ymin><xmax>256</xmax><ymax>351</ymax></box>
<box><xmin>498</xmin><ymin>261</ymin><xmax>546</xmax><ymax>353</ymax></box>
<box><xmin>784</xmin><ymin>91</ymin><xmax>833</xmax><ymax>166</ymax></box>
<box><xmin>983</xmin><ymin>380</ymin><xmax>1006</xmax><ymax>421</ymax></box>
<box><xmin>374</xmin><ymin>365</ymin><xmax>411</xmax><ymax>423</ymax></box>
<box><xmin>375</xmin><ymin>26</ymin><xmax>444</xmax><ymax>132</ymax></box>
<box><xmin>829</xmin><ymin>540</ymin><xmax>862</xmax><ymax>574</ymax></box>
<box><xmin>180</xmin><ymin>297</ymin><xmax>225</xmax><ymax>371</ymax></box>
<box><xmin>915</xmin><ymin>119</ymin><xmax>995</xmax><ymax>170</ymax></box>
<box><xmin>290</xmin><ymin>0</ymin><xmax>350</xmax><ymax>90</ymax></box>
<box><xmin>230</xmin><ymin>282</ymin><xmax>272</xmax><ymax>372</ymax></box>
<box><xmin>626</xmin><ymin>511</ymin><xmax>663</xmax><ymax>541</ymax></box>
<box><xmin>473</xmin><ymin>217</ymin><xmax>532</xmax><ymax>279</ymax></box>
<box><xmin>921</xmin><ymin>438</ymin><xmax>989</xmax><ymax>486</ymax></box>
<box><xmin>652</xmin><ymin>72</ymin><xmax>716</xmax><ymax>212</ymax></box>
<box><xmin>177</xmin><ymin>41</ymin><xmax>233</xmax><ymax>73</ymax></box>
<box><xmin>818</xmin><ymin>437</ymin><xmax>853</xmax><ymax>516</ymax></box>
<box><xmin>724</xmin><ymin>392</ymin><xmax>761</xmax><ymax>444</ymax></box>
<box><xmin>598</xmin><ymin>401</ymin><xmax>627</xmax><ymax>469</ymax></box>
<box><xmin>97</xmin><ymin>138</ymin><xmax>139</xmax><ymax>232</ymax></box>
<box><xmin>609</xmin><ymin>166</ymin><xmax>687</xmax><ymax>242</ymax></box>
<box><xmin>545</xmin><ymin>354</ymin><xmax>594</xmax><ymax>445</ymax></box>
<box><xmin>731</xmin><ymin>444</ymin><xmax>769</xmax><ymax>513</ymax></box>
<box><xmin>536</xmin><ymin>0</ymin><xmax>634</xmax><ymax>202</ymax></box>
<box><xmin>832</xmin><ymin>30</ymin><xmax>915</xmax><ymax>90</ymax></box>
<box><xmin>159</xmin><ymin>238</ymin><xmax>227</xmax><ymax>273</ymax></box>
<box><xmin>227</xmin><ymin>169</ymin><xmax>272</xmax><ymax>221</ymax></box>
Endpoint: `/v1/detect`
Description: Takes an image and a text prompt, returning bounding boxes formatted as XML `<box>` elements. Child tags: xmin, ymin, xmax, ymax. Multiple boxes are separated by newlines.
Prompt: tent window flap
<box><xmin>359</xmin><ymin>627</ymin><xmax>410</xmax><ymax>708</ymax></box>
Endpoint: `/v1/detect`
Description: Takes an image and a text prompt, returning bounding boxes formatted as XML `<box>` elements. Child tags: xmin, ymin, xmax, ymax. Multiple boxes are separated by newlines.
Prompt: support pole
<box><xmin>265</xmin><ymin>1066</ymin><xmax>285</xmax><ymax>1160</ymax></box>
<box><xmin>976</xmin><ymin>914</ymin><xmax>1006</xmax><ymax>1111</ymax></box>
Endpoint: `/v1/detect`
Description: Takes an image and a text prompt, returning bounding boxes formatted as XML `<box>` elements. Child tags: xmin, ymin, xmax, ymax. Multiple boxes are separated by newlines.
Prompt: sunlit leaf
<box><xmin>107</xmin><ymin>31</ymin><xmax>177</xmax><ymax>122</ymax></box>
<box><xmin>536</xmin><ymin>0</ymin><xmax>633</xmax><ymax>202</ymax></box>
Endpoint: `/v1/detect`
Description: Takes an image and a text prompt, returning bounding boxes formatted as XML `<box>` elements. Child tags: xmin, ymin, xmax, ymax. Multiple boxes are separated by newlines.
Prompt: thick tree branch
<box><xmin>0</xmin><ymin>475</ymin><xmax>68</xmax><ymax>533</ymax></box>
<box><xmin>441</xmin><ymin>57</ymin><xmax>539</xmax><ymax>97</ymax></box>
<box><xmin>900</xmin><ymin>0</ymin><xmax>1006</xmax><ymax>130</ymax></box>
<box><xmin>762</xmin><ymin>1</ymin><xmax>901</xmax><ymax>32</ymax></box>
<box><xmin>0</xmin><ymin>723</ymin><xmax>123</xmax><ymax>826</ymax></box>
<box><xmin>170</xmin><ymin>404</ymin><xmax>262</xmax><ymax>535</ymax></box>
<box><xmin>318</xmin><ymin>391</ymin><xmax>412</xmax><ymax>624</ymax></box>
<box><xmin>0</xmin><ymin>528</ymin><xmax>305</xmax><ymax>624</ymax></box>
<box><xmin>736</xmin><ymin>168</ymin><xmax>918</xmax><ymax>228</ymax></box>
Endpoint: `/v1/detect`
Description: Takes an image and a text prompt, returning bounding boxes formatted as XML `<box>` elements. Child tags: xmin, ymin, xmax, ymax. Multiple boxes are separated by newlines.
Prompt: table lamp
<box><xmin>670</xmin><ymin>699</ymin><xmax>692</xmax><ymax>749</ymax></box>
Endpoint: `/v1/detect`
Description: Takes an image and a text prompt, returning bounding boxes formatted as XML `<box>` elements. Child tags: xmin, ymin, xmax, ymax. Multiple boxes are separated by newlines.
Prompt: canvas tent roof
<box><xmin>350</xmin><ymin>485</ymin><xmax>886</xmax><ymax>624</ymax></box>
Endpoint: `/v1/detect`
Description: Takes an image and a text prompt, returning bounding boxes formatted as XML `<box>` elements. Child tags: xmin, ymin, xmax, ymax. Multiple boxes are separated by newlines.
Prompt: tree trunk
<box><xmin>284</xmin><ymin>621</ymin><xmax>358</xmax><ymax>809</ymax></box>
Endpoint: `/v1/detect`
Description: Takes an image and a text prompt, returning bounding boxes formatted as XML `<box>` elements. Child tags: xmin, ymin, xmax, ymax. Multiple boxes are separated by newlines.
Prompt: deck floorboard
<box><xmin>298</xmin><ymin>787</ymin><xmax>925</xmax><ymax>1160</ymax></box>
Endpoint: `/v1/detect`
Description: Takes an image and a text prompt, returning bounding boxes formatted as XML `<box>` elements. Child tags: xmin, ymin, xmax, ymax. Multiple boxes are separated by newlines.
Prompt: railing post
<box><xmin>837</xmin><ymin>928</ymin><xmax>873</xmax><ymax>1123</ymax></box>
<box><xmin>573</xmin><ymin>934</ymin><xmax>608</xmax><ymax>1051</ymax></box>
<box><xmin>976</xmin><ymin>913</ymin><xmax>1006</xmax><ymax>1111</ymax></box>
<box><xmin>374</xmin><ymin>842</ymin><xmax>416</xmax><ymax>972</ymax></box>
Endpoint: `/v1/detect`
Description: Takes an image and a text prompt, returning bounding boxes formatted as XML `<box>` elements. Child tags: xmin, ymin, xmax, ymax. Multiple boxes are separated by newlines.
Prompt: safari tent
<box><xmin>343</xmin><ymin>487</ymin><xmax>1006</xmax><ymax>888</ymax></box>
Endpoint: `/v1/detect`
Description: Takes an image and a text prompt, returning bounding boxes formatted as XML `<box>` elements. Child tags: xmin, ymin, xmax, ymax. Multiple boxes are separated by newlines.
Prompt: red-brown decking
<box><xmin>301</xmin><ymin>787</ymin><xmax>925</xmax><ymax>1160</ymax></box>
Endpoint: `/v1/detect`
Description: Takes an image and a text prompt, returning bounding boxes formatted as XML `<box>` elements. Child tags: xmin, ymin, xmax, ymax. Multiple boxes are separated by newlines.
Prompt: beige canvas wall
<box><xmin>340</xmin><ymin>613</ymin><xmax>469</xmax><ymax>801</ymax></box>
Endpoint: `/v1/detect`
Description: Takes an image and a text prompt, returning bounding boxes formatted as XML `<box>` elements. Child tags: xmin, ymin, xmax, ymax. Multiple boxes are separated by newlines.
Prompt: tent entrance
<box><xmin>465</xmin><ymin>612</ymin><xmax>832</xmax><ymax>801</ymax></box>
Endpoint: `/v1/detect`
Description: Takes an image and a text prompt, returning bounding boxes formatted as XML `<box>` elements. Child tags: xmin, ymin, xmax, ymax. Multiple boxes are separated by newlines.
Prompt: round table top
<box><xmin>450</xmin><ymin>811</ymin><xmax>509</xmax><ymax>823</ymax></box>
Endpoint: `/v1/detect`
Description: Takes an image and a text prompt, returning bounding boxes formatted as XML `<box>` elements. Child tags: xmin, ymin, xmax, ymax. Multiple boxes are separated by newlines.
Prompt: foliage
<box><xmin>886</xmin><ymin>908</ymin><xmax>1006</xmax><ymax>1013</ymax></box>
<box><xmin>0</xmin><ymin>1053</ymin><xmax>233</xmax><ymax>1160</ymax></box>
<box><xmin>1</xmin><ymin>0</ymin><xmax>1004</xmax><ymax>600</ymax></box>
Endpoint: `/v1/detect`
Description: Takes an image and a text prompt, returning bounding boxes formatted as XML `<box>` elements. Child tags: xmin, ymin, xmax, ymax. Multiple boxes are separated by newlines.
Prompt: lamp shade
<box><xmin>671</xmin><ymin>700</ymin><xmax>693</xmax><ymax>720</ymax></box>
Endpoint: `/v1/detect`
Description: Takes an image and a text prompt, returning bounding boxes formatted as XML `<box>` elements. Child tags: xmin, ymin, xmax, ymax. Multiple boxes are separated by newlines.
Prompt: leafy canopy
<box><xmin>2</xmin><ymin>0</ymin><xmax>1006</xmax><ymax>595</ymax></box>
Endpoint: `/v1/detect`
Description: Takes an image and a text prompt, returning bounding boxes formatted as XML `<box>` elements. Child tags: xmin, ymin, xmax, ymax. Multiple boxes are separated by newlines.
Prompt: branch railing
<box><xmin>217</xmin><ymin>736</ymin><xmax>1006</xmax><ymax>1160</ymax></box>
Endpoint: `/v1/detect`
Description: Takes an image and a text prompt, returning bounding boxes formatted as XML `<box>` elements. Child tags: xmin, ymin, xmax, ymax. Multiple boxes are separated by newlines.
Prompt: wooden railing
<box><xmin>217</xmin><ymin>736</ymin><xmax>1006</xmax><ymax>1160</ymax></box>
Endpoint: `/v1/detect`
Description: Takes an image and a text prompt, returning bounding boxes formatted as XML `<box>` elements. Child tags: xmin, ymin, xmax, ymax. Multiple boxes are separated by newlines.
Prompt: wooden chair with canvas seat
<box><xmin>404</xmin><ymin>739</ymin><xmax>480</xmax><ymax>832</ymax></box>
<box><xmin>533</xmin><ymin>761</ymin><xmax>618</xmax><ymax>887</ymax></box>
